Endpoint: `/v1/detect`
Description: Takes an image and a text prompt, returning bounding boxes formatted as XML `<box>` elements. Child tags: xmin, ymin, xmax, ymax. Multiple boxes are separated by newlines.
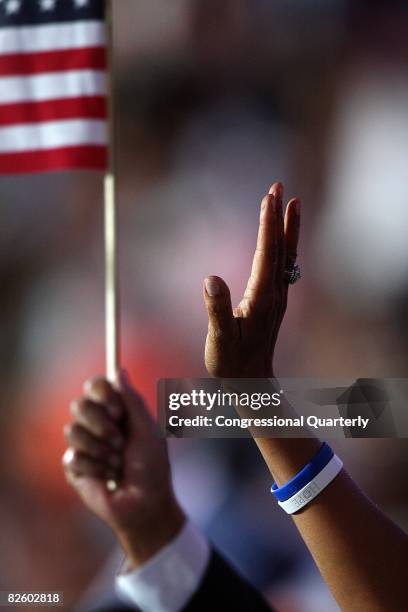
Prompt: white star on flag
<box><xmin>5</xmin><ymin>0</ymin><xmax>21</xmax><ymax>14</ymax></box>
<box><xmin>39</xmin><ymin>0</ymin><xmax>57</xmax><ymax>11</ymax></box>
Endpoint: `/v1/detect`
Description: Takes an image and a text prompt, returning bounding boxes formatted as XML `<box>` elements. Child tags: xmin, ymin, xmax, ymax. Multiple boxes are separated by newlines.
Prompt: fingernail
<box><xmin>205</xmin><ymin>278</ymin><xmax>220</xmax><ymax>297</ymax></box>
<box><xmin>269</xmin><ymin>182</ymin><xmax>283</xmax><ymax>198</ymax></box>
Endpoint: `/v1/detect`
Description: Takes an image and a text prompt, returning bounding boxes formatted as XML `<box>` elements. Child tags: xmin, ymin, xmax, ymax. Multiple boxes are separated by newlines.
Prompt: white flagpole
<box><xmin>104</xmin><ymin>0</ymin><xmax>119</xmax><ymax>384</ymax></box>
<box><xmin>104</xmin><ymin>0</ymin><xmax>120</xmax><ymax>492</ymax></box>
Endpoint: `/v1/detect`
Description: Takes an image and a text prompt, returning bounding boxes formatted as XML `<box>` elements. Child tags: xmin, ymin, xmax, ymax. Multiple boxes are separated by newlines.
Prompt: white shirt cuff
<box><xmin>115</xmin><ymin>520</ymin><xmax>210</xmax><ymax>612</ymax></box>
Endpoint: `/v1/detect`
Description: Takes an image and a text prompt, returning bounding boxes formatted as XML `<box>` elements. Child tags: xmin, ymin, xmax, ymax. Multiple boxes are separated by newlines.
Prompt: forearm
<box><xmin>255</xmin><ymin>437</ymin><xmax>408</xmax><ymax>611</ymax></box>
<box><xmin>201</xmin><ymin>179</ymin><xmax>408</xmax><ymax>609</ymax></box>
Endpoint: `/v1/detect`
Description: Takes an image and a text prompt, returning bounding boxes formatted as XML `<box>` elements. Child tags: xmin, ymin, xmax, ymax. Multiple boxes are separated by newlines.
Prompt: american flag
<box><xmin>0</xmin><ymin>0</ymin><xmax>107</xmax><ymax>173</ymax></box>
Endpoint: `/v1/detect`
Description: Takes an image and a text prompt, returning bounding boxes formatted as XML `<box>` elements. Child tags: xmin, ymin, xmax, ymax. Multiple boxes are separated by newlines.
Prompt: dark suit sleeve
<box><xmin>182</xmin><ymin>549</ymin><xmax>274</xmax><ymax>612</ymax></box>
<box><xmin>84</xmin><ymin>548</ymin><xmax>274</xmax><ymax>612</ymax></box>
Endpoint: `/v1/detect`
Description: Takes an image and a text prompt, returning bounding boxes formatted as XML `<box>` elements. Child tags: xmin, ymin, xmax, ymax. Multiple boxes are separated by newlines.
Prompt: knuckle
<box><xmin>84</xmin><ymin>375</ymin><xmax>104</xmax><ymax>392</ymax></box>
<box><xmin>66</xmin><ymin>423</ymin><xmax>87</xmax><ymax>446</ymax></box>
<box><xmin>84</xmin><ymin>376</ymin><xmax>112</xmax><ymax>402</ymax></box>
<box><xmin>72</xmin><ymin>397</ymin><xmax>88</xmax><ymax>418</ymax></box>
<box><xmin>69</xmin><ymin>399</ymin><xmax>80</xmax><ymax>417</ymax></box>
<box><xmin>63</xmin><ymin>424</ymin><xmax>73</xmax><ymax>442</ymax></box>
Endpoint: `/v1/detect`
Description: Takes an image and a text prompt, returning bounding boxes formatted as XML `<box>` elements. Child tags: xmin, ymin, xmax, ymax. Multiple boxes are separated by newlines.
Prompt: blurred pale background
<box><xmin>0</xmin><ymin>1</ymin><xmax>407</xmax><ymax>610</ymax></box>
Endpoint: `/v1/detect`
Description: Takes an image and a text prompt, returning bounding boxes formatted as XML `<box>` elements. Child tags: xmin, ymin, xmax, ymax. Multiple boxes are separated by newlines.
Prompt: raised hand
<box><xmin>203</xmin><ymin>182</ymin><xmax>300</xmax><ymax>378</ymax></box>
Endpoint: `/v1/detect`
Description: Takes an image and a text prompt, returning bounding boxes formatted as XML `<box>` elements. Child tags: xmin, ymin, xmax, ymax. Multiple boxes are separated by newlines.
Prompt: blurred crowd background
<box><xmin>1</xmin><ymin>1</ymin><xmax>408</xmax><ymax>610</ymax></box>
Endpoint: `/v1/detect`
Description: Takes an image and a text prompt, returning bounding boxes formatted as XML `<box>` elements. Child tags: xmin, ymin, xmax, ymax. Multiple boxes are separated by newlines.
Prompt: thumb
<box><xmin>203</xmin><ymin>276</ymin><xmax>235</xmax><ymax>340</ymax></box>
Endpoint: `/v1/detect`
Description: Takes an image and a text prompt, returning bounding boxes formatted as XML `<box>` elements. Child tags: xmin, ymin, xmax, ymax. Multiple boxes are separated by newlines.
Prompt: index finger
<box><xmin>83</xmin><ymin>377</ymin><xmax>124</xmax><ymax>420</ymax></box>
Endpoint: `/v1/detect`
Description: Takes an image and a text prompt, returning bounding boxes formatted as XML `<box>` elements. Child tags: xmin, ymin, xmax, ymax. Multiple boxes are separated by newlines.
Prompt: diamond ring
<box><xmin>284</xmin><ymin>263</ymin><xmax>301</xmax><ymax>285</ymax></box>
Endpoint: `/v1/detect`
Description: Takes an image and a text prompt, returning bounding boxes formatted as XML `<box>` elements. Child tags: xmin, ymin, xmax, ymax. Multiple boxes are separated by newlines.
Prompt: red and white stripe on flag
<box><xmin>0</xmin><ymin>0</ymin><xmax>107</xmax><ymax>174</ymax></box>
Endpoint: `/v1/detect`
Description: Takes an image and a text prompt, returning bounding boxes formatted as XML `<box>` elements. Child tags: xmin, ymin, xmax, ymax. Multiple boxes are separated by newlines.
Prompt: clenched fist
<box><xmin>63</xmin><ymin>372</ymin><xmax>184</xmax><ymax>568</ymax></box>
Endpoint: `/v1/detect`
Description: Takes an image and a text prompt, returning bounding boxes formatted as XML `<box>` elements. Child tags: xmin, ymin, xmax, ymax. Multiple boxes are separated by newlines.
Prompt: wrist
<box><xmin>255</xmin><ymin>438</ymin><xmax>322</xmax><ymax>486</ymax></box>
<box><xmin>116</xmin><ymin>494</ymin><xmax>186</xmax><ymax>569</ymax></box>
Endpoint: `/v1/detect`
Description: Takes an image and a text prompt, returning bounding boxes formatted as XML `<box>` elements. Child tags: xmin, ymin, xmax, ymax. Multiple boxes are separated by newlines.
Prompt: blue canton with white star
<box><xmin>0</xmin><ymin>0</ymin><xmax>104</xmax><ymax>27</ymax></box>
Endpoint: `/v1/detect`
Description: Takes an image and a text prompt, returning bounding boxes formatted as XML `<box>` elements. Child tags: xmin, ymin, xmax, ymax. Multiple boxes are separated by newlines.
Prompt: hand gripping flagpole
<box><xmin>104</xmin><ymin>0</ymin><xmax>120</xmax><ymax>492</ymax></box>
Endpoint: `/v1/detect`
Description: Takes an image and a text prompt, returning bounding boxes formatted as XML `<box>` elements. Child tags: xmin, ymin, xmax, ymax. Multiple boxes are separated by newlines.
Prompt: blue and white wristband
<box><xmin>271</xmin><ymin>443</ymin><xmax>343</xmax><ymax>514</ymax></box>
